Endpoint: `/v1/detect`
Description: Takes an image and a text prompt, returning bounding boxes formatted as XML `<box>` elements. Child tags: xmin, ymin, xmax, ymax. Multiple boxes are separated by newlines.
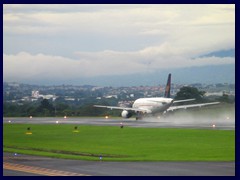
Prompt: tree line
<box><xmin>3</xmin><ymin>99</ymin><xmax>111</xmax><ymax>117</ymax></box>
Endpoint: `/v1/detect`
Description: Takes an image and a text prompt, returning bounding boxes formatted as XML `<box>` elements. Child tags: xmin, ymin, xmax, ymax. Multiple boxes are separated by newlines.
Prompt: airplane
<box><xmin>94</xmin><ymin>73</ymin><xmax>220</xmax><ymax>120</ymax></box>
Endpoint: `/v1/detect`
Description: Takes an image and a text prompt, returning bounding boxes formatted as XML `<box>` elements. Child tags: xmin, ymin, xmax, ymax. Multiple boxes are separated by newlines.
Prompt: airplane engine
<box><xmin>121</xmin><ymin>110</ymin><xmax>132</xmax><ymax>118</ymax></box>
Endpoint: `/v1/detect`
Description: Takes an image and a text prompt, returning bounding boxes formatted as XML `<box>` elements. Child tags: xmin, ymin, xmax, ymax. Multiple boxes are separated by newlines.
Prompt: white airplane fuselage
<box><xmin>132</xmin><ymin>97</ymin><xmax>174</xmax><ymax>114</ymax></box>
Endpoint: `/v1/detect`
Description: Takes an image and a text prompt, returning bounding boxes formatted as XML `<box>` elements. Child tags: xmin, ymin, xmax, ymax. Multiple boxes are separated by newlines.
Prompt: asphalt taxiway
<box><xmin>3</xmin><ymin>117</ymin><xmax>235</xmax><ymax>176</ymax></box>
<box><xmin>3</xmin><ymin>152</ymin><xmax>235</xmax><ymax>176</ymax></box>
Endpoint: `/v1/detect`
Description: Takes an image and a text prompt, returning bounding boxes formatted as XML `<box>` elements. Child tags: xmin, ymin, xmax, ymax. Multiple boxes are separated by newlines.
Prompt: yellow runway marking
<box><xmin>3</xmin><ymin>162</ymin><xmax>90</xmax><ymax>176</ymax></box>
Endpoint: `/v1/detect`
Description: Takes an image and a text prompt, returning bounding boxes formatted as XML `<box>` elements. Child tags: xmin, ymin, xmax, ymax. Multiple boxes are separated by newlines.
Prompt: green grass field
<box><xmin>3</xmin><ymin>124</ymin><xmax>235</xmax><ymax>161</ymax></box>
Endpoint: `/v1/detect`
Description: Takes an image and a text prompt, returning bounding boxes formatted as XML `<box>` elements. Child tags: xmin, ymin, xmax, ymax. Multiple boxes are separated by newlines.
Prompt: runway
<box><xmin>3</xmin><ymin>117</ymin><xmax>235</xmax><ymax>176</ymax></box>
<box><xmin>3</xmin><ymin>152</ymin><xmax>235</xmax><ymax>176</ymax></box>
<box><xmin>3</xmin><ymin>116</ymin><xmax>235</xmax><ymax>130</ymax></box>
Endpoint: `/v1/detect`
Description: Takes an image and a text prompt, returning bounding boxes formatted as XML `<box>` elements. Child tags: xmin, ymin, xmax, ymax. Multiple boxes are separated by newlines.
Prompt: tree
<box><xmin>38</xmin><ymin>99</ymin><xmax>54</xmax><ymax>116</ymax></box>
<box><xmin>54</xmin><ymin>103</ymin><xmax>67</xmax><ymax>116</ymax></box>
<box><xmin>217</xmin><ymin>93</ymin><xmax>234</xmax><ymax>103</ymax></box>
<box><xmin>175</xmin><ymin>86</ymin><xmax>206</xmax><ymax>103</ymax></box>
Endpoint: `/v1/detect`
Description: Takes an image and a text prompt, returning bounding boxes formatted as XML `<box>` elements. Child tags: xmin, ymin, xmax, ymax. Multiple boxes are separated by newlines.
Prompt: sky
<box><xmin>3</xmin><ymin>4</ymin><xmax>235</xmax><ymax>86</ymax></box>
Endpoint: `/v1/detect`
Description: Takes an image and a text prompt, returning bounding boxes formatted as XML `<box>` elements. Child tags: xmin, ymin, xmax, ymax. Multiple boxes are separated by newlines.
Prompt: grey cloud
<box><xmin>3</xmin><ymin>49</ymin><xmax>234</xmax><ymax>83</ymax></box>
<box><xmin>3</xmin><ymin>4</ymin><xmax>235</xmax><ymax>84</ymax></box>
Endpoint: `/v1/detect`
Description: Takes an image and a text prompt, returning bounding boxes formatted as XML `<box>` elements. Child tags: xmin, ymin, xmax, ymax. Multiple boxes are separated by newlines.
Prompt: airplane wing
<box><xmin>167</xmin><ymin>102</ymin><xmax>220</xmax><ymax>112</ymax></box>
<box><xmin>93</xmin><ymin>105</ymin><xmax>150</xmax><ymax>113</ymax></box>
<box><xmin>173</xmin><ymin>99</ymin><xmax>195</xmax><ymax>103</ymax></box>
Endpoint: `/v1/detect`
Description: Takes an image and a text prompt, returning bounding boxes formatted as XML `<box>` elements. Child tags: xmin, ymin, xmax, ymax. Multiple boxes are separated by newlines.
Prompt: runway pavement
<box><xmin>3</xmin><ymin>152</ymin><xmax>235</xmax><ymax>176</ymax></box>
<box><xmin>3</xmin><ymin>117</ymin><xmax>235</xmax><ymax>176</ymax></box>
<box><xmin>3</xmin><ymin>116</ymin><xmax>235</xmax><ymax>130</ymax></box>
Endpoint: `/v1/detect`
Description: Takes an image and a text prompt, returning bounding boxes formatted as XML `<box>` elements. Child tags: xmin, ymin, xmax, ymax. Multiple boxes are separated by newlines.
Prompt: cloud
<box><xmin>3</xmin><ymin>4</ymin><xmax>235</xmax><ymax>38</ymax></box>
<box><xmin>4</xmin><ymin>5</ymin><xmax>235</xmax><ymax>55</ymax></box>
<box><xmin>3</xmin><ymin>4</ymin><xmax>235</xmax><ymax>84</ymax></box>
<box><xmin>3</xmin><ymin>49</ymin><xmax>234</xmax><ymax>83</ymax></box>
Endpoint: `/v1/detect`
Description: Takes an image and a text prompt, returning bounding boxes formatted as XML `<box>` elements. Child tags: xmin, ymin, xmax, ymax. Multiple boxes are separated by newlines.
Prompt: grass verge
<box><xmin>3</xmin><ymin>123</ymin><xmax>235</xmax><ymax>161</ymax></box>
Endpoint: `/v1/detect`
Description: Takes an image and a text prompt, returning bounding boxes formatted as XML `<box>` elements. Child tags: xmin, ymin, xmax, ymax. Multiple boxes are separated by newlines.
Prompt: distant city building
<box><xmin>104</xmin><ymin>95</ymin><xmax>118</xmax><ymax>99</ymax></box>
<box><xmin>31</xmin><ymin>90</ymin><xmax>56</xmax><ymax>101</ymax></box>
<box><xmin>64</xmin><ymin>97</ymin><xmax>75</xmax><ymax>101</ymax></box>
<box><xmin>32</xmin><ymin>91</ymin><xmax>39</xmax><ymax>98</ymax></box>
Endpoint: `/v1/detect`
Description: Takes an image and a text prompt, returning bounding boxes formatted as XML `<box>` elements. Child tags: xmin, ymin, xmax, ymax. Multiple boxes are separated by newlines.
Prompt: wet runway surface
<box><xmin>3</xmin><ymin>116</ymin><xmax>235</xmax><ymax>130</ymax></box>
<box><xmin>3</xmin><ymin>117</ymin><xmax>235</xmax><ymax>176</ymax></box>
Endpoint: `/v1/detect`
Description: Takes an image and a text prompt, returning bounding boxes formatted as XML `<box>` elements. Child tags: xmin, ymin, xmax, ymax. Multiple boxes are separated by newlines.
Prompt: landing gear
<box><xmin>136</xmin><ymin>117</ymin><xmax>142</xmax><ymax>120</ymax></box>
<box><xmin>136</xmin><ymin>112</ymin><xmax>143</xmax><ymax>120</ymax></box>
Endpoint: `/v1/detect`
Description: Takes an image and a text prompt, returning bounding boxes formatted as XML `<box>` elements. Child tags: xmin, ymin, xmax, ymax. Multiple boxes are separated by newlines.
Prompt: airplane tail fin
<box><xmin>164</xmin><ymin>73</ymin><xmax>171</xmax><ymax>98</ymax></box>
